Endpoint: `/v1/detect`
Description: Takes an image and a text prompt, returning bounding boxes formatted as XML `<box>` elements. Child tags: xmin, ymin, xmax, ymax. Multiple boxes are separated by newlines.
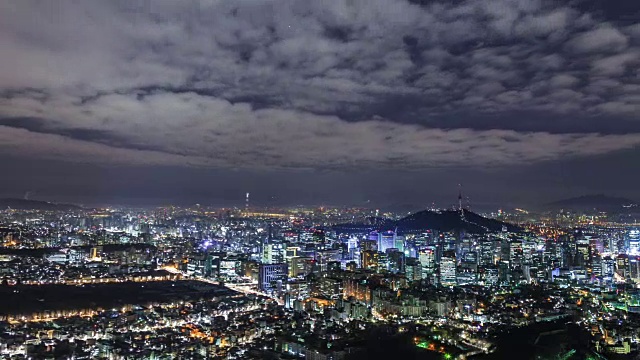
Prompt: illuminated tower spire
<box><xmin>245</xmin><ymin>192</ymin><xmax>250</xmax><ymax>214</ymax></box>
<box><xmin>458</xmin><ymin>184</ymin><xmax>465</xmax><ymax>221</ymax></box>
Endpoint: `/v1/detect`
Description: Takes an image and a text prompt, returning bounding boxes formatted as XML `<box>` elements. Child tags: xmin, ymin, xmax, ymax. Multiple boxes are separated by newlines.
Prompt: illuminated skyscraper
<box><xmin>617</xmin><ymin>255</ymin><xmax>629</xmax><ymax>278</ymax></box>
<box><xmin>479</xmin><ymin>239</ymin><xmax>496</xmax><ymax>266</ymax></box>
<box><xmin>601</xmin><ymin>256</ymin><xmax>615</xmax><ymax>281</ymax></box>
<box><xmin>419</xmin><ymin>247</ymin><xmax>436</xmax><ymax>278</ymax></box>
<box><xmin>439</xmin><ymin>251</ymin><xmax>457</xmax><ymax>287</ymax></box>
<box><xmin>576</xmin><ymin>238</ymin><xmax>590</xmax><ymax>264</ymax></box>
<box><xmin>627</xmin><ymin>229</ymin><xmax>640</xmax><ymax>255</ymax></box>
<box><xmin>262</xmin><ymin>242</ymin><xmax>285</xmax><ymax>264</ymax></box>
<box><xmin>289</xmin><ymin>256</ymin><xmax>313</xmax><ymax>277</ymax></box>
<box><xmin>509</xmin><ymin>241</ymin><xmax>523</xmax><ymax>267</ymax></box>
<box><xmin>630</xmin><ymin>257</ymin><xmax>640</xmax><ymax>282</ymax></box>
<box><xmin>361</xmin><ymin>250</ymin><xmax>379</xmax><ymax>271</ymax></box>
<box><xmin>405</xmin><ymin>257</ymin><xmax>422</xmax><ymax>281</ymax></box>
<box><xmin>372</xmin><ymin>230</ymin><xmax>405</xmax><ymax>253</ymax></box>
<box><xmin>259</xmin><ymin>263</ymin><xmax>288</xmax><ymax>294</ymax></box>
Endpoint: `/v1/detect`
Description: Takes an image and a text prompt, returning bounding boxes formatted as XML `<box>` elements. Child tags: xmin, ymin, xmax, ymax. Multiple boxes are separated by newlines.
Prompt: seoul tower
<box><xmin>458</xmin><ymin>184</ymin><xmax>465</xmax><ymax>221</ymax></box>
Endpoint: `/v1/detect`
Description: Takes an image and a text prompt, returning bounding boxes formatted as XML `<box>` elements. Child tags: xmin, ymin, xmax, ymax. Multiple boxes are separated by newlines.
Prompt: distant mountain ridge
<box><xmin>546</xmin><ymin>194</ymin><xmax>637</xmax><ymax>211</ymax></box>
<box><xmin>334</xmin><ymin>208</ymin><xmax>519</xmax><ymax>234</ymax></box>
<box><xmin>0</xmin><ymin>198</ymin><xmax>82</xmax><ymax>211</ymax></box>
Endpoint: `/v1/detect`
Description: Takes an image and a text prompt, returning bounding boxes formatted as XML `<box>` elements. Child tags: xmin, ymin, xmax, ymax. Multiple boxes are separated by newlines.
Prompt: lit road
<box><xmin>162</xmin><ymin>267</ymin><xmax>284</xmax><ymax>305</ymax></box>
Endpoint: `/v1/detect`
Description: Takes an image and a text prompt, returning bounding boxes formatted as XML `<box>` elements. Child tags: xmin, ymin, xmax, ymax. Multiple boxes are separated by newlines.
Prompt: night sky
<box><xmin>0</xmin><ymin>1</ymin><xmax>639</xmax><ymax>209</ymax></box>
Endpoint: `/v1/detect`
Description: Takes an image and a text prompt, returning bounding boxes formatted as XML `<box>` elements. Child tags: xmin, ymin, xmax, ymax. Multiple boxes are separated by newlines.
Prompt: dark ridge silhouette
<box><xmin>0</xmin><ymin>198</ymin><xmax>82</xmax><ymax>211</ymax></box>
<box><xmin>389</xmin><ymin>209</ymin><xmax>519</xmax><ymax>233</ymax></box>
<box><xmin>334</xmin><ymin>209</ymin><xmax>519</xmax><ymax>234</ymax></box>
<box><xmin>546</xmin><ymin>194</ymin><xmax>637</xmax><ymax>211</ymax></box>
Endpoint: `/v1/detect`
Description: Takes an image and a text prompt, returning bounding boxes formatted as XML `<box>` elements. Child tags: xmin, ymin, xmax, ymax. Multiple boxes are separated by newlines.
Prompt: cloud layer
<box><xmin>0</xmin><ymin>0</ymin><xmax>639</xmax><ymax>168</ymax></box>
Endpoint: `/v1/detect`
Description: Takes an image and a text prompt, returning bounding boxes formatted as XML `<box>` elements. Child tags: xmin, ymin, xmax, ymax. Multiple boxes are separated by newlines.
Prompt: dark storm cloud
<box><xmin>0</xmin><ymin>117</ymin><xmax>118</xmax><ymax>143</ymax></box>
<box><xmin>0</xmin><ymin>0</ymin><xmax>639</xmax><ymax>170</ymax></box>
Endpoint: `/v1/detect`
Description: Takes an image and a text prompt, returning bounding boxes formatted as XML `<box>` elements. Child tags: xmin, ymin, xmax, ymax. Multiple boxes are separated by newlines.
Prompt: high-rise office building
<box><xmin>316</xmin><ymin>249</ymin><xmax>341</xmax><ymax>272</ymax></box>
<box><xmin>360</xmin><ymin>239</ymin><xmax>378</xmax><ymax>252</ymax></box>
<box><xmin>439</xmin><ymin>251</ymin><xmax>457</xmax><ymax>287</ymax></box>
<box><xmin>479</xmin><ymin>239</ymin><xmax>496</xmax><ymax>266</ymax></box>
<box><xmin>522</xmin><ymin>241</ymin><xmax>536</xmax><ymax>265</ymax></box>
<box><xmin>371</xmin><ymin>231</ymin><xmax>405</xmax><ymax>253</ymax></box>
<box><xmin>576</xmin><ymin>238</ymin><xmax>590</xmax><ymax>264</ymax></box>
<box><xmin>616</xmin><ymin>255</ymin><xmax>629</xmax><ymax>278</ymax></box>
<box><xmin>386</xmin><ymin>249</ymin><xmax>405</xmax><ymax>274</ymax></box>
<box><xmin>259</xmin><ymin>263</ymin><xmax>288</xmax><ymax>294</ymax></box>
<box><xmin>262</xmin><ymin>242</ymin><xmax>285</xmax><ymax>264</ymax></box>
<box><xmin>627</xmin><ymin>229</ymin><xmax>640</xmax><ymax>255</ymax></box>
<box><xmin>405</xmin><ymin>257</ymin><xmax>422</xmax><ymax>281</ymax></box>
<box><xmin>377</xmin><ymin>252</ymin><xmax>389</xmax><ymax>273</ymax></box>
<box><xmin>630</xmin><ymin>257</ymin><xmax>640</xmax><ymax>281</ymax></box>
<box><xmin>591</xmin><ymin>254</ymin><xmax>602</xmax><ymax>278</ymax></box>
<box><xmin>419</xmin><ymin>247</ymin><xmax>437</xmax><ymax>278</ymax></box>
<box><xmin>602</xmin><ymin>256</ymin><xmax>615</xmax><ymax>281</ymax></box>
<box><xmin>509</xmin><ymin>241</ymin><xmax>523</xmax><ymax>267</ymax></box>
<box><xmin>289</xmin><ymin>256</ymin><xmax>313</xmax><ymax>277</ymax></box>
<box><xmin>361</xmin><ymin>250</ymin><xmax>379</xmax><ymax>271</ymax></box>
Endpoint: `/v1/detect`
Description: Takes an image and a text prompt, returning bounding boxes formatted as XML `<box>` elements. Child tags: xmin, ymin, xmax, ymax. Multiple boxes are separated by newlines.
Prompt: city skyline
<box><xmin>0</xmin><ymin>1</ymin><xmax>639</xmax><ymax>205</ymax></box>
